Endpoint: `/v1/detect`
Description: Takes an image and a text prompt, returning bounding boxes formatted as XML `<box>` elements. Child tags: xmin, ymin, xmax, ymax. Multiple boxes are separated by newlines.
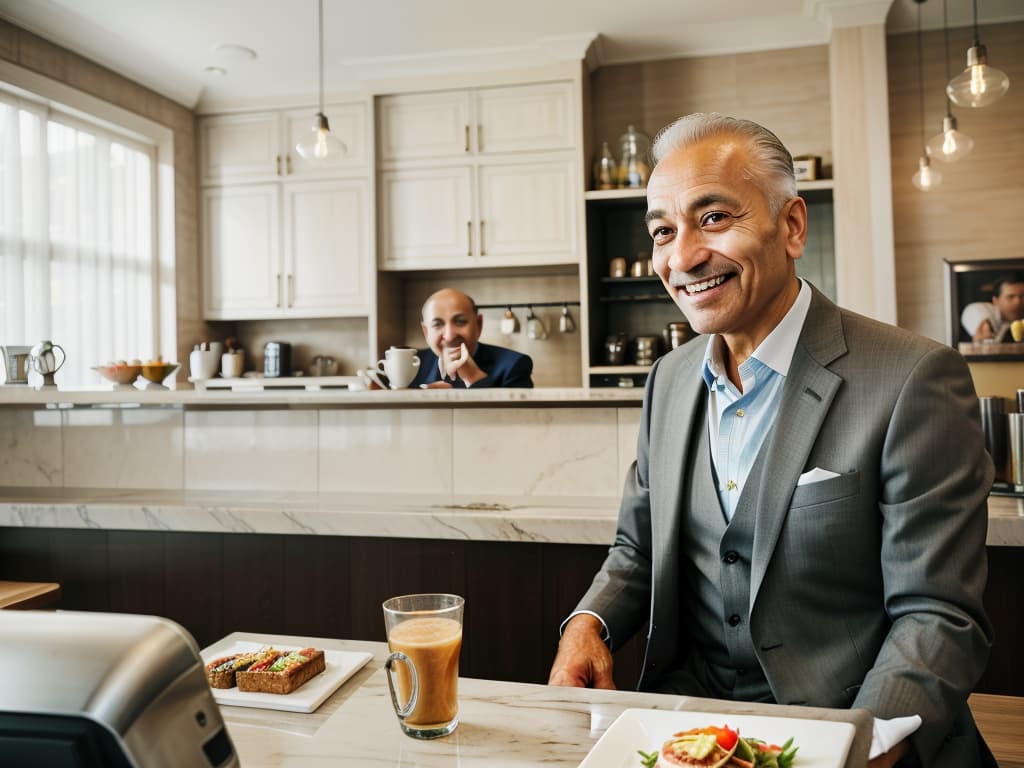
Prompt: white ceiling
<box><xmin>0</xmin><ymin>0</ymin><xmax>1021</xmax><ymax>112</ymax></box>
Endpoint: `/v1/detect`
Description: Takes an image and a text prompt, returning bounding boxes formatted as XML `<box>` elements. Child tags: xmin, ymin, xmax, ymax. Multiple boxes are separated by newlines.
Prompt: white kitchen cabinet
<box><xmin>377</xmin><ymin>81</ymin><xmax>581</xmax><ymax>270</ymax></box>
<box><xmin>199</xmin><ymin>100</ymin><xmax>373</xmax><ymax>320</ymax></box>
<box><xmin>200</xmin><ymin>102</ymin><xmax>368</xmax><ymax>185</ymax></box>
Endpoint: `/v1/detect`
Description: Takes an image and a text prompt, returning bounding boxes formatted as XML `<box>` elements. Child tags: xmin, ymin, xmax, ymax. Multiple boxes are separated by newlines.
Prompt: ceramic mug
<box><xmin>373</xmin><ymin>347</ymin><xmax>420</xmax><ymax>389</ymax></box>
<box><xmin>221</xmin><ymin>351</ymin><xmax>244</xmax><ymax>378</ymax></box>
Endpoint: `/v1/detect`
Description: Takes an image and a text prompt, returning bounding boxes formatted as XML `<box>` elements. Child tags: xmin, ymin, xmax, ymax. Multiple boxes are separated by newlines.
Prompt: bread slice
<box><xmin>205</xmin><ymin>648</ymin><xmax>279</xmax><ymax>689</ymax></box>
<box><xmin>236</xmin><ymin>648</ymin><xmax>325</xmax><ymax>695</ymax></box>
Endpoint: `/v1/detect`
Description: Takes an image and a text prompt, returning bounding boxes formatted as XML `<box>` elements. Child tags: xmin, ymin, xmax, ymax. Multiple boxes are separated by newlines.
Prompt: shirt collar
<box><xmin>701</xmin><ymin>278</ymin><xmax>812</xmax><ymax>387</ymax></box>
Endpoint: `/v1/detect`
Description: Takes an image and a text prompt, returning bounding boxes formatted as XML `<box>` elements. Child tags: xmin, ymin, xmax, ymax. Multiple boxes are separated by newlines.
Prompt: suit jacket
<box><xmin>576</xmin><ymin>285</ymin><xmax>993</xmax><ymax>766</ymax></box>
<box><xmin>410</xmin><ymin>342</ymin><xmax>533</xmax><ymax>388</ymax></box>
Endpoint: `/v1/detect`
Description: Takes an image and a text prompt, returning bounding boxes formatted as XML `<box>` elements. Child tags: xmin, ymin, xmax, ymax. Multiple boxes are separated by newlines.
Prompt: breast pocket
<box><xmin>789</xmin><ymin>470</ymin><xmax>860</xmax><ymax>509</ymax></box>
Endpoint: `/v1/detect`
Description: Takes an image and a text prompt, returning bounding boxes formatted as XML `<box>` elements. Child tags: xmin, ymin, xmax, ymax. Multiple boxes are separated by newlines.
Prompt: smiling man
<box><xmin>548</xmin><ymin>114</ymin><xmax>994</xmax><ymax>768</ymax></box>
<box><xmin>411</xmin><ymin>288</ymin><xmax>533</xmax><ymax>388</ymax></box>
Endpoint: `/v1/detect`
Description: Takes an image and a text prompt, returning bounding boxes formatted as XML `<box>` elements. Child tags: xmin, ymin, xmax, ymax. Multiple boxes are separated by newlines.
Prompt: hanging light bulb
<box><xmin>911</xmin><ymin>1</ymin><xmax>941</xmax><ymax>191</ymax></box>
<box><xmin>927</xmin><ymin>0</ymin><xmax>974</xmax><ymax>163</ymax></box>
<box><xmin>946</xmin><ymin>0</ymin><xmax>1010</xmax><ymax>107</ymax></box>
<box><xmin>913</xmin><ymin>156</ymin><xmax>943</xmax><ymax>191</ymax></box>
<box><xmin>295</xmin><ymin>0</ymin><xmax>346</xmax><ymax>161</ymax></box>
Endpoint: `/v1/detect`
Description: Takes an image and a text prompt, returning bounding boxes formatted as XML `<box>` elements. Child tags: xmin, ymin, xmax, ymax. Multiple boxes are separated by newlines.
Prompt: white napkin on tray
<box><xmin>870</xmin><ymin>715</ymin><xmax>922</xmax><ymax>759</ymax></box>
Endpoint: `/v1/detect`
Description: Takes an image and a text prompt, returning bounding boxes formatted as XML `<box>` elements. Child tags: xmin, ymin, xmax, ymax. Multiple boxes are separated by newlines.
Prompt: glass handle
<box><xmin>385</xmin><ymin>651</ymin><xmax>418</xmax><ymax>720</ymax></box>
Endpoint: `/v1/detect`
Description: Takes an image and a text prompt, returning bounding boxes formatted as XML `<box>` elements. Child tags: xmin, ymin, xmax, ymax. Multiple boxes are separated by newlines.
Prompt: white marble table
<box><xmin>209</xmin><ymin>633</ymin><xmax>872</xmax><ymax>768</ymax></box>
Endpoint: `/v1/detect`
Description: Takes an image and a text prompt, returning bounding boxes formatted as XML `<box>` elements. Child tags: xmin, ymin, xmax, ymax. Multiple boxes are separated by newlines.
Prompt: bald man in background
<box><xmin>412</xmin><ymin>288</ymin><xmax>533</xmax><ymax>388</ymax></box>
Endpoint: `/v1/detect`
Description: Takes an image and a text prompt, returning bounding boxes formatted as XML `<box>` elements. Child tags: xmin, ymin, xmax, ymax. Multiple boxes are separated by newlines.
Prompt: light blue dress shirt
<box><xmin>701</xmin><ymin>280</ymin><xmax>812</xmax><ymax>521</ymax></box>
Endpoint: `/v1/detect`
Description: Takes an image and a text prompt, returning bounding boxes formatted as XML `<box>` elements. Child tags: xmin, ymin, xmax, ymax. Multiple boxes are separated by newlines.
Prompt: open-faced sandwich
<box><xmin>638</xmin><ymin>725</ymin><xmax>798</xmax><ymax>768</ymax></box>
<box><xmin>205</xmin><ymin>647</ymin><xmax>326</xmax><ymax>695</ymax></box>
<box><xmin>236</xmin><ymin>647</ymin><xmax>325</xmax><ymax>695</ymax></box>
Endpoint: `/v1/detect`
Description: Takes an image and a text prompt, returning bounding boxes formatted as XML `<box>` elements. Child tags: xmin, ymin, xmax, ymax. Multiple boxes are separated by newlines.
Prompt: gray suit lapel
<box><xmin>749</xmin><ymin>288</ymin><xmax>847</xmax><ymax>604</ymax></box>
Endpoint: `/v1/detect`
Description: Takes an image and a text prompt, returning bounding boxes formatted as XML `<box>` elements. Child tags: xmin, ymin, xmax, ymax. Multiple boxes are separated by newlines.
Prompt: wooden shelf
<box><xmin>589</xmin><ymin>365</ymin><xmax>651</xmax><ymax>374</ymax></box>
<box><xmin>584</xmin><ymin>188</ymin><xmax>647</xmax><ymax>201</ymax></box>
<box><xmin>600</xmin><ymin>276</ymin><xmax>660</xmax><ymax>283</ymax></box>
<box><xmin>599</xmin><ymin>294</ymin><xmax>671</xmax><ymax>303</ymax></box>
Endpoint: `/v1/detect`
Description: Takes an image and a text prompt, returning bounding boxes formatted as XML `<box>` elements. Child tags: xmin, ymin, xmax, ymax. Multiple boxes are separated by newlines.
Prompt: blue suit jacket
<box><xmin>410</xmin><ymin>342</ymin><xmax>533</xmax><ymax>388</ymax></box>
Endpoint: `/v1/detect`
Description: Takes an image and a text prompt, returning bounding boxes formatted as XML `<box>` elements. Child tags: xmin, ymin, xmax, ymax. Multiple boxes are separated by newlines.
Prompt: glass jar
<box><xmin>592</xmin><ymin>141</ymin><xmax>616</xmax><ymax>190</ymax></box>
<box><xmin>616</xmin><ymin>125</ymin><xmax>652</xmax><ymax>188</ymax></box>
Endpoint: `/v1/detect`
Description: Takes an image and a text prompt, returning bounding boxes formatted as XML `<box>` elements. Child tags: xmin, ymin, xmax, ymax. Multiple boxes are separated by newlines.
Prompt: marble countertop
<box><xmin>2</xmin><ymin>487</ymin><xmax>1021</xmax><ymax>547</ymax></box>
<box><xmin>209</xmin><ymin>632</ymin><xmax>873</xmax><ymax>768</ymax></box>
<box><xmin>0</xmin><ymin>385</ymin><xmax>644</xmax><ymax>408</ymax></box>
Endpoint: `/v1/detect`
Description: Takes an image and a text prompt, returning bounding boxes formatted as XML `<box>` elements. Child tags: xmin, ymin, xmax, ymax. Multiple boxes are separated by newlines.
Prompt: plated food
<box><xmin>205</xmin><ymin>646</ymin><xmax>326</xmax><ymax>695</ymax></box>
<box><xmin>639</xmin><ymin>724</ymin><xmax>798</xmax><ymax>768</ymax></box>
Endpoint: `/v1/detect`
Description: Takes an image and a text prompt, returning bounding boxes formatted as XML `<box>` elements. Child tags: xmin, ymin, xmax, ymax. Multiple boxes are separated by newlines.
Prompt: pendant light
<box><xmin>927</xmin><ymin>0</ymin><xmax>974</xmax><ymax>162</ymax></box>
<box><xmin>295</xmin><ymin>0</ymin><xmax>345</xmax><ymax>160</ymax></box>
<box><xmin>946</xmin><ymin>0</ymin><xmax>1009</xmax><ymax>108</ymax></box>
<box><xmin>912</xmin><ymin>0</ymin><xmax>942</xmax><ymax>191</ymax></box>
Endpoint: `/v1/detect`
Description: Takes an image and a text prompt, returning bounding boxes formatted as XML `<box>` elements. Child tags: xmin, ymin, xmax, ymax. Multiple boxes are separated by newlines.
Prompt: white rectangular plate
<box><xmin>200</xmin><ymin>641</ymin><xmax>372</xmax><ymax>714</ymax></box>
<box><xmin>579</xmin><ymin>708</ymin><xmax>855</xmax><ymax>768</ymax></box>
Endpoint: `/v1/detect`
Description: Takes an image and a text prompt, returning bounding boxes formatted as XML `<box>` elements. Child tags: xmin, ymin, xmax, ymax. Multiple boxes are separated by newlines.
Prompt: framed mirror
<box><xmin>945</xmin><ymin>258</ymin><xmax>1024</xmax><ymax>359</ymax></box>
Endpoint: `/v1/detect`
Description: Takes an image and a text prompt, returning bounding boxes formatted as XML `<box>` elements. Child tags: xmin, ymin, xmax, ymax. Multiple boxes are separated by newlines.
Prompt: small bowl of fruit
<box><xmin>92</xmin><ymin>360</ymin><xmax>143</xmax><ymax>388</ymax></box>
<box><xmin>139</xmin><ymin>357</ymin><xmax>180</xmax><ymax>390</ymax></box>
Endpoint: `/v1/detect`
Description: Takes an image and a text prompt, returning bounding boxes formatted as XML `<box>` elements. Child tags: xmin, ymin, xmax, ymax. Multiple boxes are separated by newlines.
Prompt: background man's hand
<box><xmin>548</xmin><ymin>613</ymin><xmax>616</xmax><ymax>689</ymax></box>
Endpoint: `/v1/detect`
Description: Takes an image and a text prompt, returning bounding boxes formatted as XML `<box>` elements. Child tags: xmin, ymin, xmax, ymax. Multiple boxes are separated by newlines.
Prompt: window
<box><xmin>0</xmin><ymin>91</ymin><xmax>158</xmax><ymax>387</ymax></box>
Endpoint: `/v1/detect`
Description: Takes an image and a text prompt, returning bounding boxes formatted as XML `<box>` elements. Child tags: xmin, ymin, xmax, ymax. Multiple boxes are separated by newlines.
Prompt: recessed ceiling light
<box><xmin>213</xmin><ymin>43</ymin><xmax>258</xmax><ymax>64</ymax></box>
<box><xmin>203</xmin><ymin>66</ymin><xmax>227</xmax><ymax>77</ymax></box>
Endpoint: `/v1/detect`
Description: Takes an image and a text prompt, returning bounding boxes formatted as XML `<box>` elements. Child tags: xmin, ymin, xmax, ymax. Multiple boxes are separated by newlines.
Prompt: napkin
<box><xmin>870</xmin><ymin>715</ymin><xmax>922</xmax><ymax>759</ymax></box>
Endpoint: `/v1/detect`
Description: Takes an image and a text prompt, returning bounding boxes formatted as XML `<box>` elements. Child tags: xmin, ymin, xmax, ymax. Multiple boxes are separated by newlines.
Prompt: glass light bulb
<box><xmin>295</xmin><ymin>113</ymin><xmax>346</xmax><ymax>161</ymax></box>
<box><xmin>946</xmin><ymin>45</ymin><xmax>1010</xmax><ymax>108</ymax></box>
<box><xmin>926</xmin><ymin>115</ymin><xmax>974</xmax><ymax>163</ymax></box>
<box><xmin>912</xmin><ymin>156</ymin><xmax>942</xmax><ymax>191</ymax></box>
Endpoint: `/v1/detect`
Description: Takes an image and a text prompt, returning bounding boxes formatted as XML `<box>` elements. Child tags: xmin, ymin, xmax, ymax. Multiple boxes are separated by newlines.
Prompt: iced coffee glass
<box><xmin>382</xmin><ymin>593</ymin><xmax>464</xmax><ymax>739</ymax></box>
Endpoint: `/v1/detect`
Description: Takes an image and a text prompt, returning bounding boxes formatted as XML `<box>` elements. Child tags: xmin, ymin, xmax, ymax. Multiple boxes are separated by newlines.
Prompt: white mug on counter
<box><xmin>221</xmin><ymin>350</ymin><xmax>244</xmax><ymax>379</ymax></box>
<box><xmin>372</xmin><ymin>347</ymin><xmax>420</xmax><ymax>389</ymax></box>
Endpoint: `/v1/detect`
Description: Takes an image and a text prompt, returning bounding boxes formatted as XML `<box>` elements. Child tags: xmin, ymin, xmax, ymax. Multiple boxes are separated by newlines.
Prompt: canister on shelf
<box><xmin>616</xmin><ymin>125</ymin><xmax>651</xmax><ymax>188</ymax></box>
<box><xmin>592</xmin><ymin>141</ymin><xmax>616</xmax><ymax>190</ymax></box>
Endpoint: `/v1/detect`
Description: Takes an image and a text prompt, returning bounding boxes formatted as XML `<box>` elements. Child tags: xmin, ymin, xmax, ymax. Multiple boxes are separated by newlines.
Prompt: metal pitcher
<box><xmin>27</xmin><ymin>340</ymin><xmax>66</xmax><ymax>388</ymax></box>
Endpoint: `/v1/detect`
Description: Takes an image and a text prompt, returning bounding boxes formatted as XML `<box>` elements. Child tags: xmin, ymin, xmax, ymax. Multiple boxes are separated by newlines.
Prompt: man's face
<box><xmin>645</xmin><ymin>136</ymin><xmax>806</xmax><ymax>352</ymax></box>
<box><xmin>421</xmin><ymin>291</ymin><xmax>482</xmax><ymax>358</ymax></box>
<box><xmin>994</xmin><ymin>283</ymin><xmax>1024</xmax><ymax>323</ymax></box>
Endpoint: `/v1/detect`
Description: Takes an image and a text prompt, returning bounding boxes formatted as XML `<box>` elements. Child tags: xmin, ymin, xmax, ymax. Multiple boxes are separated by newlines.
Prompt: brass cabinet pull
<box><xmin>464</xmin><ymin>125</ymin><xmax>470</xmax><ymax>153</ymax></box>
<box><xmin>286</xmin><ymin>154</ymin><xmax>292</xmax><ymax>175</ymax></box>
<box><xmin>480</xmin><ymin>220</ymin><xmax>486</xmax><ymax>256</ymax></box>
<box><xmin>467</xmin><ymin>221</ymin><xmax>473</xmax><ymax>256</ymax></box>
<box><xmin>288</xmin><ymin>273</ymin><xmax>294</xmax><ymax>307</ymax></box>
<box><xmin>276</xmin><ymin>273</ymin><xmax>282</xmax><ymax>307</ymax></box>
<box><xmin>275</xmin><ymin>155</ymin><xmax>282</xmax><ymax>176</ymax></box>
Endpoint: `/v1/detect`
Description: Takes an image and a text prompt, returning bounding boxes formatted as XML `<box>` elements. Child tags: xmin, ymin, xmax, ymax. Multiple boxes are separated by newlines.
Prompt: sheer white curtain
<box><xmin>0</xmin><ymin>93</ymin><xmax>155</xmax><ymax>387</ymax></box>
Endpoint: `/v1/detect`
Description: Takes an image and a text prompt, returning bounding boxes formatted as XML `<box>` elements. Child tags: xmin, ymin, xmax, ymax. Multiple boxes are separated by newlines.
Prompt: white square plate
<box><xmin>200</xmin><ymin>641</ymin><xmax>372</xmax><ymax>714</ymax></box>
<box><xmin>579</xmin><ymin>708</ymin><xmax>855</xmax><ymax>768</ymax></box>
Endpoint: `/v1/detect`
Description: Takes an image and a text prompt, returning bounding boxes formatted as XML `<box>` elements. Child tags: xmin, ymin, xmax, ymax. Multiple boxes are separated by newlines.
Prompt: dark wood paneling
<box><xmin>163</xmin><ymin>532</ymin><xmax>223</xmax><ymax>648</ymax></box>
<box><xmin>1</xmin><ymin>528</ymin><xmax>1019</xmax><ymax>694</ymax></box>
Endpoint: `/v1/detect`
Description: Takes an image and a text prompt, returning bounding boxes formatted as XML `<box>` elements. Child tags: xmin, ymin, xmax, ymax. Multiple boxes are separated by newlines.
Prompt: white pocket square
<box><xmin>797</xmin><ymin>467</ymin><xmax>841</xmax><ymax>486</ymax></box>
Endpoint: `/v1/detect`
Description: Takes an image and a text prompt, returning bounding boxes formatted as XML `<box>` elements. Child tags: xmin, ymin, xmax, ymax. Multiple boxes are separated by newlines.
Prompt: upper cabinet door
<box><xmin>283</xmin><ymin>101</ymin><xmax>369</xmax><ymax>179</ymax></box>
<box><xmin>283</xmin><ymin>179</ymin><xmax>371</xmax><ymax>316</ymax></box>
<box><xmin>200</xmin><ymin>113</ymin><xmax>281</xmax><ymax>185</ymax></box>
<box><xmin>475</xmin><ymin>82</ymin><xmax>575</xmax><ymax>154</ymax></box>
<box><xmin>377</xmin><ymin>91</ymin><xmax>473</xmax><ymax>163</ymax></box>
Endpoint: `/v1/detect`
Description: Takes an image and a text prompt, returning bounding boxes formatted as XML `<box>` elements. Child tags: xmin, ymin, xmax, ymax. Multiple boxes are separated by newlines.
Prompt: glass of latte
<box><xmin>382</xmin><ymin>593</ymin><xmax>464</xmax><ymax>739</ymax></box>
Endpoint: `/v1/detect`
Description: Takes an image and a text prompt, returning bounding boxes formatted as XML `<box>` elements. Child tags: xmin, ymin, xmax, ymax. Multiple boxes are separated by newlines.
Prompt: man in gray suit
<box><xmin>549</xmin><ymin>114</ymin><xmax>993</xmax><ymax>768</ymax></box>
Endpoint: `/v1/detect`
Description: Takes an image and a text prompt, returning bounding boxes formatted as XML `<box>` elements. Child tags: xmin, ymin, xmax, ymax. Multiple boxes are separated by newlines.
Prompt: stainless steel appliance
<box><xmin>264</xmin><ymin>341</ymin><xmax>292</xmax><ymax>378</ymax></box>
<box><xmin>0</xmin><ymin>610</ymin><xmax>239</xmax><ymax>768</ymax></box>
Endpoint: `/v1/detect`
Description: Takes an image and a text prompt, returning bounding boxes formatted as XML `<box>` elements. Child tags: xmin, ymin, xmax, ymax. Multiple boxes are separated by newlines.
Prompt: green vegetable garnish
<box><xmin>637</xmin><ymin>748</ymin><xmax>658</xmax><ymax>767</ymax></box>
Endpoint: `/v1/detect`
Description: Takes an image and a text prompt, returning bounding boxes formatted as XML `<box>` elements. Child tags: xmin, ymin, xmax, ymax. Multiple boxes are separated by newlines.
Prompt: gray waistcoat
<box><xmin>671</xmin><ymin>399</ymin><xmax>775</xmax><ymax>702</ymax></box>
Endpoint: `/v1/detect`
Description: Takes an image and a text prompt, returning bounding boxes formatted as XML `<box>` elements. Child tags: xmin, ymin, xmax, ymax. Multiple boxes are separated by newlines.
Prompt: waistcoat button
<box><xmin>728</xmin><ymin>614</ymin><xmax>742</xmax><ymax>627</ymax></box>
<box><xmin>723</xmin><ymin>550</ymin><xmax>739</xmax><ymax>564</ymax></box>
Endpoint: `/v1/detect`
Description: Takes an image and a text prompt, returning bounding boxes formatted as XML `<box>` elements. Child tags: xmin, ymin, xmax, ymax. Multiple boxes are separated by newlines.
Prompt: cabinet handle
<box><xmin>286</xmin><ymin>154</ymin><xmax>292</xmax><ymax>175</ymax></box>
<box><xmin>464</xmin><ymin>125</ymin><xmax>470</xmax><ymax>153</ymax></box>
<box><xmin>276</xmin><ymin>155</ymin><xmax>282</xmax><ymax>176</ymax></box>
<box><xmin>478</xmin><ymin>124</ymin><xmax>482</xmax><ymax>152</ymax></box>
<box><xmin>288</xmin><ymin>273</ymin><xmax>294</xmax><ymax>307</ymax></box>
<box><xmin>480</xmin><ymin>220</ymin><xmax>486</xmax><ymax>256</ymax></box>
<box><xmin>276</xmin><ymin>273</ymin><xmax>282</xmax><ymax>307</ymax></box>
<box><xmin>467</xmin><ymin>221</ymin><xmax>473</xmax><ymax>257</ymax></box>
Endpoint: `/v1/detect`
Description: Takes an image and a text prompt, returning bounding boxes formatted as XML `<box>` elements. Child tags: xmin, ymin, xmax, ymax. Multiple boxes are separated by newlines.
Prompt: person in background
<box><xmin>412</xmin><ymin>288</ymin><xmax>533</xmax><ymax>388</ymax></box>
<box><xmin>960</xmin><ymin>272</ymin><xmax>1024</xmax><ymax>342</ymax></box>
<box><xmin>547</xmin><ymin>113</ymin><xmax>993</xmax><ymax>768</ymax></box>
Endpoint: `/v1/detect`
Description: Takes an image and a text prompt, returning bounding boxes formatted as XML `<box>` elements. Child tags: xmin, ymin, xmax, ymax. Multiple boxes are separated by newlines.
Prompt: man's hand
<box><xmin>867</xmin><ymin>739</ymin><xmax>907</xmax><ymax>768</ymax></box>
<box><xmin>548</xmin><ymin>613</ymin><xmax>616</xmax><ymax>689</ymax></box>
<box><xmin>973</xmin><ymin>319</ymin><xmax>995</xmax><ymax>341</ymax></box>
<box><xmin>440</xmin><ymin>343</ymin><xmax>486</xmax><ymax>387</ymax></box>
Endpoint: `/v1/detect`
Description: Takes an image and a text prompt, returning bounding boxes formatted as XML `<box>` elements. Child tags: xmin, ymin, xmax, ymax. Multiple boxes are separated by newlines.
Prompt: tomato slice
<box><xmin>713</xmin><ymin>726</ymin><xmax>739</xmax><ymax>750</ymax></box>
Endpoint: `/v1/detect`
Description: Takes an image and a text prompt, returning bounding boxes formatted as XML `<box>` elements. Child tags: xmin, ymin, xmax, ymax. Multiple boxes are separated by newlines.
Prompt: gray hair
<box><xmin>651</xmin><ymin>113</ymin><xmax>797</xmax><ymax>217</ymax></box>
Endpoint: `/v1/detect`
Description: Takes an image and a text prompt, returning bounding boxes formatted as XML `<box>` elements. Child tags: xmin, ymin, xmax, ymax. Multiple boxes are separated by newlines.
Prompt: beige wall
<box><xmin>887</xmin><ymin>20</ymin><xmax>1024</xmax><ymax>343</ymax></box>
<box><xmin>0</xmin><ymin>19</ymin><xmax>204</xmax><ymax>375</ymax></box>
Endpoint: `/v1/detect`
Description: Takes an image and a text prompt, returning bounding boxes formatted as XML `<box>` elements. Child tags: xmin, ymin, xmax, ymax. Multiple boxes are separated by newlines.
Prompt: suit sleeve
<box><xmin>571</xmin><ymin>359</ymin><xmax>659</xmax><ymax>649</ymax></box>
<box><xmin>852</xmin><ymin>345</ymin><xmax>993</xmax><ymax>763</ymax></box>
